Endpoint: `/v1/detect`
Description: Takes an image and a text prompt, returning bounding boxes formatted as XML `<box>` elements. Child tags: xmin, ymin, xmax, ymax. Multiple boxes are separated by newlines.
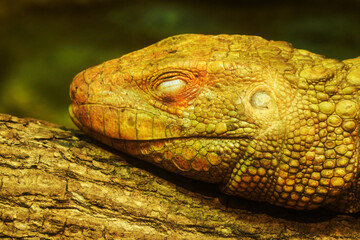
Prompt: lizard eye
<box><xmin>250</xmin><ymin>90</ymin><xmax>271</xmax><ymax>109</ymax></box>
<box><xmin>156</xmin><ymin>79</ymin><xmax>187</xmax><ymax>96</ymax></box>
<box><xmin>150</xmin><ymin>70</ymin><xmax>199</xmax><ymax>105</ymax></box>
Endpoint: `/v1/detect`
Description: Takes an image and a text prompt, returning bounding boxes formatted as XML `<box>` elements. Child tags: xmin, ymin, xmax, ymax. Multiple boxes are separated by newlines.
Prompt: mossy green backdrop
<box><xmin>1</xmin><ymin>0</ymin><xmax>359</xmax><ymax>128</ymax></box>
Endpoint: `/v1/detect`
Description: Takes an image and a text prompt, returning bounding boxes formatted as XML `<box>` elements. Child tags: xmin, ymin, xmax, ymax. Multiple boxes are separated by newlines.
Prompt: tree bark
<box><xmin>1</xmin><ymin>113</ymin><xmax>360</xmax><ymax>239</ymax></box>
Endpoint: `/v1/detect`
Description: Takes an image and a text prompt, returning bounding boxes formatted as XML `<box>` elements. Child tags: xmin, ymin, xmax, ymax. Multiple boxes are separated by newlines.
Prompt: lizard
<box><xmin>69</xmin><ymin>34</ymin><xmax>360</xmax><ymax>213</ymax></box>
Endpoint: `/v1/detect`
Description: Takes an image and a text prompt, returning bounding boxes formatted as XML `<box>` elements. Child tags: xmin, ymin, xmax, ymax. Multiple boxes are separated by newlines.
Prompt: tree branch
<box><xmin>0</xmin><ymin>113</ymin><xmax>359</xmax><ymax>239</ymax></box>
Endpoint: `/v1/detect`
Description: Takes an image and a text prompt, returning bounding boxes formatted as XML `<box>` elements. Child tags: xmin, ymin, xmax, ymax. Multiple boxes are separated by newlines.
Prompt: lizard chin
<box><xmin>68</xmin><ymin>105</ymin><xmax>82</xmax><ymax>129</ymax></box>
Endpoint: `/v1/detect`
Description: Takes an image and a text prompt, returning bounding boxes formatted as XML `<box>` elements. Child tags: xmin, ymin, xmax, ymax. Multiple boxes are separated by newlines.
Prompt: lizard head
<box><xmin>70</xmin><ymin>34</ymin><xmax>360</xmax><ymax>212</ymax></box>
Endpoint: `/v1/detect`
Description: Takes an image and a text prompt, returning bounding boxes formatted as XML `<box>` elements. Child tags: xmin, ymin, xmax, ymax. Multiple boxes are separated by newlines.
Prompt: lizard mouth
<box><xmin>69</xmin><ymin>102</ymin><xmax>186</xmax><ymax>141</ymax></box>
<box><xmin>69</xmin><ymin>103</ymin><xmax>257</xmax><ymax>143</ymax></box>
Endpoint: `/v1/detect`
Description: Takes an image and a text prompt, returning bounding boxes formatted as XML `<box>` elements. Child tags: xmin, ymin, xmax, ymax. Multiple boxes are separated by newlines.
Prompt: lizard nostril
<box><xmin>69</xmin><ymin>71</ymin><xmax>88</xmax><ymax>104</ymax></box>
<box><xmin>250</xmin><ymin>90</ymin><xmax>271</xmax><ymax>109</ymax></box>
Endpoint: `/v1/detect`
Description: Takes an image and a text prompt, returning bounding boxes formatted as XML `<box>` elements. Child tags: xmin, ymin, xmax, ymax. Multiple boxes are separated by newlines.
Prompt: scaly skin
<box><xmin>69</xmin><ymin>34</ymin><xmax>360</xmax><ymax>213</ymax></box>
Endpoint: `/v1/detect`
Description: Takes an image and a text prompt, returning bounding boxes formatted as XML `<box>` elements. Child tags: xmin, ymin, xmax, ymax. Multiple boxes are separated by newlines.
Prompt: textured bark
<box><xmin>0</xmin><ymin>113</ymin><xmax>360</xmax><ymax>239</ymax></box>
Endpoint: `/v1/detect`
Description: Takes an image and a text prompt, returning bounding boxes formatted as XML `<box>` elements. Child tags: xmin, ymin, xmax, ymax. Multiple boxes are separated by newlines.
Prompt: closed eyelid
<box><xmin>156</xmin><ymin>79</ymin><xmax>188</xmax><ymax>95</ymax></box>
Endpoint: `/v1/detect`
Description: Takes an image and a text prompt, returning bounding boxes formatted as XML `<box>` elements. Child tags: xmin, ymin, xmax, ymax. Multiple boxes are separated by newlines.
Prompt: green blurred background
<box><xmin>1</xmin><ymin>0</ymin><xmax>359</xmax><ymax>128</ymax></box>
